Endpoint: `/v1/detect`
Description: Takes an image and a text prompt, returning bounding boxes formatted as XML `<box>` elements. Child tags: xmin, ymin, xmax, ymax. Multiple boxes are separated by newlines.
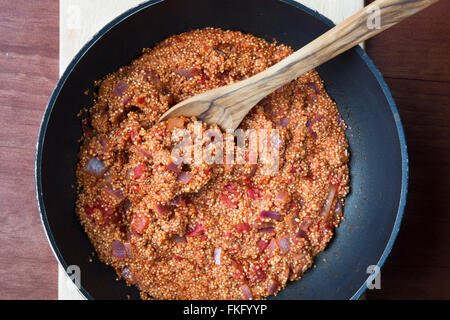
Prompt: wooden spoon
<box><xmin>160</xmin><ymin>0</ymin><xmax>438</xmax><ymax>131</ymax></box>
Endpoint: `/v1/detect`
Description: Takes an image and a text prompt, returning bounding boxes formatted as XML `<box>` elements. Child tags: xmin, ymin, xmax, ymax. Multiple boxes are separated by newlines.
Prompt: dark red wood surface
<box><xmin>365</xmin><ymin>0</ymin><xmax>450</xmax><ymax>299</ymax></box>
<box><xmin>0</xmin><ymin>0</ymin><xmax>59</xmax><ymax>299</ymax></box>
<box><xmin>0</xmin><ymin>0</ymin><xmax>448</xmax><ymax>299</ymax></box>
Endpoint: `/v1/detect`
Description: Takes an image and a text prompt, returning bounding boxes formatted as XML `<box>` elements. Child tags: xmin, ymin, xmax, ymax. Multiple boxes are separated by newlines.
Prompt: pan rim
<box><xmin>35</xmin><ymin>0</ymin><xmax>408</xmax><ymax>300</ymax></box>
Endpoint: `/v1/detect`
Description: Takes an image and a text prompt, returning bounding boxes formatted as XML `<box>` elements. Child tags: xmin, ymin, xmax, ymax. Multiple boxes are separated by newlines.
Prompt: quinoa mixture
<box><xmin>76</xmin><ymin>28</ymin><xmax>349</xmax><ymax>300</ymax></box>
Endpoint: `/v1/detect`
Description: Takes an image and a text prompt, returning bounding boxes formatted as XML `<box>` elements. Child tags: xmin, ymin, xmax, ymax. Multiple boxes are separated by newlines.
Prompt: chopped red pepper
<box><xmin>83</xmin><ymin>205</ymin><xmax>96</xmax><ymax>222</ymax></box>
<box><xmin>247</xmin><ymin>264</ymin><xmax>267</xmax><ymax>283</ymax></box>
<box><xmin>224</xmin><ymin>184</ymin><xmax>239</xmax><ymax>195</ymax></box>
<box><xmin>135</xmin><ymin>96</ymin><xmax>146</xmax><ymax>105</ymax></box>
<box><xmin>199</xmin><ymin>73</ymin><xmax>210</xmax><ymax>86</ymax></box>
<box><xmin>173</xmin><ymin>255</ymin><xmax>184</xmax><ymax>262</ymax></box>
<box><xmin>220</xmin><ymin>193</ymin><xmax>237</xmax><ymax>209</ymax></box>
<box><xmin>230</xmin><ymin>260</ymin><xmax>244</xmax><ymax>280</ymax></box>
<box><xmin>133</xmin><ymin>164</ymin><xmax>145</xmax><ymax>179</ymax></box>
<box><xmin>256</xmin><ymin>239</ymin><xmax>268</xmax><ymax>251</ymax></box>
<box><xmin>290</xmin><ymin>165</ymin><xmax>302</xmax><ymax>174</ymax></box>
<box><xmin>131</xmin><ymin>214</ymin><xmax>149</xmax><ymax>233</ymax></box>
<box><xmin>89</xmin><ymin>202</ymin><xmax>121</xmax><ymax>225</ymax></box>
<box><xmin>187</xmin><ymin>224</ymin><xmax>205</xmax><ymax>237</ymax></box>
<box><xmin>246</xmin><ymin>186</ymin><xmax>263</xmax><ymax>200</ymax></box>
<box><xmin>236</xmin><ymin>222</ymin><xmax>251</xmax><ymax>233</ymax></box>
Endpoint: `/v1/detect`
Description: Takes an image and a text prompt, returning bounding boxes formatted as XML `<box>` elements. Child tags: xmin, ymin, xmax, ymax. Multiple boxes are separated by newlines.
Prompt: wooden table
<box><xmin>0</xmin><ymin>0</ymin><xmax>448</xmax><ymax>299</ymax></box>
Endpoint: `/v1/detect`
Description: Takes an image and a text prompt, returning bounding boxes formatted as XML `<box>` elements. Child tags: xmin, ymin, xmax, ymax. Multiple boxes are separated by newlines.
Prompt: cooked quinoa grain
<box><xmin>76</xmin><ymin>28</ymin><xmax>349</xmax><ymax>300</ymax></box>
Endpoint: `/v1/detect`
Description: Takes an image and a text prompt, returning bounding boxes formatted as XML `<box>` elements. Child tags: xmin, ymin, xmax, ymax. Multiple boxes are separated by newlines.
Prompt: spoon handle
<box><xmin>214</xmin><ymin>0</ymin><xmax>438</xmax><ymax>130</ymax></box>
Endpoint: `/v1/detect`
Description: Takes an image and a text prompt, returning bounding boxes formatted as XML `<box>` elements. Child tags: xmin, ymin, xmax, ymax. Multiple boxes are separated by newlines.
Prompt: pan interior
<box><xmin>37</xmin><ymin>0</ymin><xmax>407</xmax><ymax>300</ymax></box>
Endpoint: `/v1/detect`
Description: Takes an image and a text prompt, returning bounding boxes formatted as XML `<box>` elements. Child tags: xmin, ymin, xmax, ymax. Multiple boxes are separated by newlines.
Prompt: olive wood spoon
<box><xmin>160</xmin><ymin>0</ymin><xmax>439</xmax><ymax>131</ymax></box>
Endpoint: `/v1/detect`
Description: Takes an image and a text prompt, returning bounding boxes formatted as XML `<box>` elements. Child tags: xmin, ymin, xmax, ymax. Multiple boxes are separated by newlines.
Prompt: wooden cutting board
<box><xmin>58</xmin><ymin>0</ymin><xmax>364</xmax><ymax>300</ymax></box>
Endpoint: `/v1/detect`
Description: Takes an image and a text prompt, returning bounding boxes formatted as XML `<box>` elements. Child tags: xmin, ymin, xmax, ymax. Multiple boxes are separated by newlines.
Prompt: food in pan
<box><xmin>76</xmin><ymin>28</ymin><xmax>349</xmax><ymax>300</ymax></box>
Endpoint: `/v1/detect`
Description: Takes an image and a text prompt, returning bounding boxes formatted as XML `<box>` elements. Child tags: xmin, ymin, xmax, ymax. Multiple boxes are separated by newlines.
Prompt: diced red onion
<box><xmin>267</xmin><ymin>280</ymin><xmax>280</xmax><ymax>295</ymax></box>
<box><xmin>84</xmin><ymin>157</ymin><xmax>107</xmax><ymax>177</ymax></box>
<box><xmin>123</xmin><ymin>242</ymin><xmax>134</xmax><ymax>258</ymax></box>
<box><xmin>111</xmin><ymin>240</ymin><xmax>127</xmax><ymax>259</ymax></box>
<box><xmin>258</xmin><ymin>226</ymin><xmax>275</xmax><ymax>234</ymax></box>
<box><xmin>106</xmin><ymin>185</ymin><xmax>125</xmax><ymax>201</ymax></box>
<box><xmin>173</xmin><ymin>69</ymin><xmax>200</xmax><ymax>78</ymax></box>
<box><xmin>300</xmin><ymin>218</ymin><xmax>312</xmax><ymax>231</ymax></box>
<box><xmin>287</xmin><ymin>215</ymin><xmax>298</xmax><ymax>229</ymax></box>
<box><xmin>99</xmin><ymin>136</ymin><xmax>108</xmax><ymax>151</ymax></box>
<box><xmin>170</xmin><ymin>196</ymin><xmax>184</xmax><ymax>206</ymax></box>
<box><xmin>122</xmin><ymin>200</ymin><xmax>132</xmax><ymax>212</ymax></box>
<box><xmin>137</xmin><ymin>148</ymin><xmax>153</xmax><ymax>159</ymax></box>
<box><xmin>166</xmin><ymin>163</ymin><xmax>181</xmax><ymax>173</ymax></box>
<box><xmin>279</xmin><ymin>118</ymin><xmax>289</xmax><ymax>127</ymax></box>
<box><xmin>320</xmin><ymin>184</ymin><xmax>338</xmax><ymax>219</ymax></box>
<box><xmin>335</xmin><ymin>200</ymin><xmax>343</xmax><ymax>215</ymax></box>
<box><xmin>260</xmin><ymin>211</ymin><xmax>281</xmax><ymax>220</ymax></box>
<box><xmin>306</xmin><ymin>115</ymin><xmax>324</xmax><ymax>140</ymax></box>
<box><xmin>174</xmin><ymin>235</ymin><xmax>186</xmax><ymax>243</ymax></box>
<box><xmin>308</xmin><ymin>82</ymin><xmax>319</xmax><ymax>93</ymax></box>
<box><xmin>144</xmin><ymin>69</ymin><xmax>162</xmax><ymax>86</ymax></box>
<box><xmin>240</xmin><ymin>284</ymin><xmax>253</xmax><ymax>300</ymax></box>
<box><xmin>155</xmin><ymin>203</ymin><xmax>170</xmax><ymax>216</ymax></box>
<box><xmin>177</xmin><ymin>171</ymin><xmax>192</xmax><ymax>183</ymax></box>
<box><xmin>214</xmin><ymin>247</ymin><xmax>223</xmax><ymax>265</ymax></box>
<box><xmin>81</xmin><ymin>119</ymin><xmax>93</xmax><ymax>134</ymax></box>
<box><xmin>121</xmin><ymin>267</ymin><xmax>136</xmax><ymax>284</ymax></box>
<box><xmin>278</xmin><ymin>235</ymin><xmax>291</xmax><ymax>254</ymax></box>
<box><xmin>295</xmin><ymin>229</ymin><xmax>309</xmax><ymax>241</ymax></box>
<box><xmin>267</xmin><ymin>238</ymin><xmax>278</xmax><ymax>252</ymax></box>
<box><xmin>112</xmin><ymin>81</ymin><xmax>129</xmax><ymax>96</ymax></box>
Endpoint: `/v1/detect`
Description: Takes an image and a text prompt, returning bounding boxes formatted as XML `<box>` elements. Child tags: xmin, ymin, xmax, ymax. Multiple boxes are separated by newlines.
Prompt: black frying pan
<box><xmin>35</xmin><ymin>0</ymin><xmax>408</xmax><ymax>300</ymax></box>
